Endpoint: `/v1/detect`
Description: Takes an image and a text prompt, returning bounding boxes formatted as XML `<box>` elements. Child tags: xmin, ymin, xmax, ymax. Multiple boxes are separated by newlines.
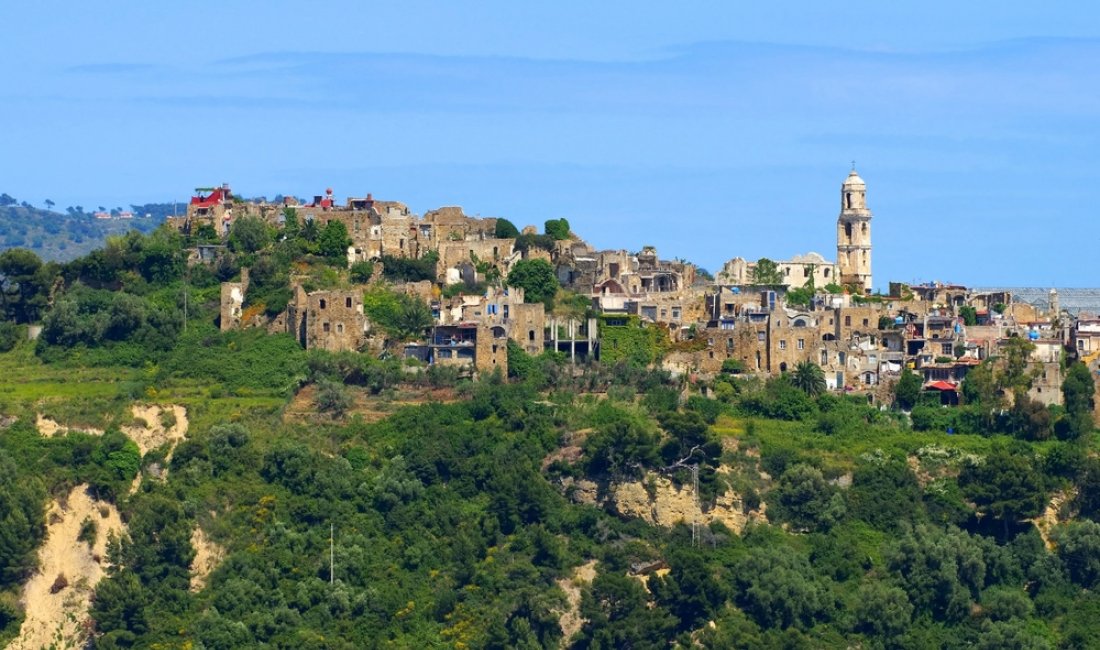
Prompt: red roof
<box><xmin>190</xmin><ymin>187</ymin><xmax>228</xmax><ymax>207</ymax></box>
<box><xmin>926</xmin><ymin>380</ymin><xmax>958</xmax><ymax>391</ymax></box>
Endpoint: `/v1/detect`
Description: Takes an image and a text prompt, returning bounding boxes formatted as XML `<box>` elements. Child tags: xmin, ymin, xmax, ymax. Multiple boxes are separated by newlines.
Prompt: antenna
<box><xmin>329</xmin><ymin>523</ymin><xmax>335</xmax><ymax>585</ymax></box>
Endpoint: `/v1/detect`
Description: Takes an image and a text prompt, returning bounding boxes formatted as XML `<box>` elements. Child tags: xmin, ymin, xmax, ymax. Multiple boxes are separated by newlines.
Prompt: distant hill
<box><xmin>0</xmin><ymin>193</ymin><xmax>170</xmax><ymax>262</ymax></box>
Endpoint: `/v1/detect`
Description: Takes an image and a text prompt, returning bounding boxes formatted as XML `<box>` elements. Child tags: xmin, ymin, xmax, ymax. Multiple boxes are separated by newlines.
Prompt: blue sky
<box><xmin>2</xmin><ymin>2</ymin><xmax>1099</xmax><ymax>288</ymax></box>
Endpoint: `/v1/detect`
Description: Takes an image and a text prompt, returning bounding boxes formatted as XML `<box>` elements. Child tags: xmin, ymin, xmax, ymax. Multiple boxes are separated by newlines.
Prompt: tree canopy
<box><xmin>506</xmin><ymin>258</ymin><xmax>559</xmax><ymax>306</ymax></box>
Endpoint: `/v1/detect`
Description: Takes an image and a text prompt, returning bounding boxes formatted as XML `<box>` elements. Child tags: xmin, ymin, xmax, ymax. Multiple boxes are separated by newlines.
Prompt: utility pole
<box><xmin>691</xmin><ymin>464</ymin><xmax>699</xmax><ymax>548</ymax></box>
<box><xmin>183</xmin><ymin>267</ymin><xmax>188</xmax><ymax>332</ymax></box>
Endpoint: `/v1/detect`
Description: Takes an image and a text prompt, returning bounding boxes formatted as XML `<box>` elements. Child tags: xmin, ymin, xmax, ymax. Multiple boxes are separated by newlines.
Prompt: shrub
<box><xmin>78</xmin><ymin>517</ymin><xmax>98</xmax><ymax>546</ymax></box>
<box><xmin>349</xmin><ymin>261</ymin><xmax>374</xmax><ymax>284</ymax></box>
<box><xmin>313</xmin><ymin>380</ymin><xmax>350</xmax><ymax>416</ymax></box>
<box><xmin>0</xmin><ymin>321</ymin><xmax>22</xmax><ymax>352</ymax></box>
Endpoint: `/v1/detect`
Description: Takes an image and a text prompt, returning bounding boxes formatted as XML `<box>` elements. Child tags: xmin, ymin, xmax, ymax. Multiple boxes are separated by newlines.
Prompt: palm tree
<box><xmin>792</xmin><ymin>360</ymin><xmax>827</xmax><ymax>396</ymax></box>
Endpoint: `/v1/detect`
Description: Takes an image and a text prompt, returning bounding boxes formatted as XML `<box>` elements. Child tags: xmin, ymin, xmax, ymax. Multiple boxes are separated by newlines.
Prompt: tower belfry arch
<box><xmin>836</xmin><ymin>168</ymin><xmax>873</xmax><ymax>293</ymax></box>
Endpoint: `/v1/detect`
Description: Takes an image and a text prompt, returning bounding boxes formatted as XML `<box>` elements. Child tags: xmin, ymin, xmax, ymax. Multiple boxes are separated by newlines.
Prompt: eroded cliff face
<box><xmin>11</xmin><ymin>485</ymin><xmax>124</xmax><ymax>650</ymax></box>
<box><xmin>610</xmin><ymin>471</ymin><xmax>766</xmax><ymax>533</ymax></box>
<box><xmin>560</xmin><ymin>466</ymin><xmax>767</xmax><ymax>534</ymax></box>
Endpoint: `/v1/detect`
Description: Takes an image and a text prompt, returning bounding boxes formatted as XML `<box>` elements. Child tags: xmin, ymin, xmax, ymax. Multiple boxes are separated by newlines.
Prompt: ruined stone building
<box><xmin>219</xmin><ymin>268</ymin><xmax>248</xmax><ymax>331</ymax></box>
<box><xmin>286</xmin><ymin>286</ymin><xmax>372</xmax><ymax>352</ymax></box>
<box><xmin>440</xmin><ymin>287</ymin><xmax>547</xmax><ymax>356</ymax></box>
<box><xmin>559</xmin><ymin>246</ymin><xmax>695</xmax><ymax>297</ymax></box>
<box><xmin>408</xmin><ymin>323</ymin><xmax>508</xmax><ymax>375</ymax></box>
<box><xmin>717</xmin><ymin>253</ymin><xmax>838</xmax><ymax>290</ymax></box>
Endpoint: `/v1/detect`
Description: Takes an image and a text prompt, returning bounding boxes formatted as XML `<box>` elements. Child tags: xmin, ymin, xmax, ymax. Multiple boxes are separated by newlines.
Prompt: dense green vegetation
<box><xmin>2</xmin><ymin>227</ymin><xmax>1100</xmax><ymax>648</ymax></box>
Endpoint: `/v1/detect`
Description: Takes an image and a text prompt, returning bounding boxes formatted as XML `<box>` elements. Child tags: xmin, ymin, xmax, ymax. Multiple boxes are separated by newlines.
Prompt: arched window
<box><xmin>319</xmin><ymin>299</ymin><xmax>327</xmax><ymax>310</ymax></box>
<box><xmin>861</xmin><ymin>223</ymin><xmax>868</xmax><ymax>235</ymax></box>
<box><xmin>345</xmin><ymin>297</ymin><xmax>352</xmax><ymax>308</ymax></box>
<box><xmin>846</xmin><ymin>192</ymin><xmax>852</xmax><ymax>209</ymax></box>
<box><xmin>845</xmin><ymin>222</ymin><xmax>853</xmax><ymax>242</ymax></box>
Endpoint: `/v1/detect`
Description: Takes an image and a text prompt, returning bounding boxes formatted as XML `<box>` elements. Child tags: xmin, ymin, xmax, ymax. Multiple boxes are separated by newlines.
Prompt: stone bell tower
<box><xmin>836</xmin><ymin>167</ymin><xmax>872</xmax><ymax>293</ymax></box>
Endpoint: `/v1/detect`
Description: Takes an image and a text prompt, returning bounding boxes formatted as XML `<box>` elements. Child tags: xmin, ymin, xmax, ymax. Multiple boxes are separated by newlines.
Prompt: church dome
<box><xmin>842</xmin><ymin>169</ymin><xmax>866</xmax><ymax>187</ymax></box>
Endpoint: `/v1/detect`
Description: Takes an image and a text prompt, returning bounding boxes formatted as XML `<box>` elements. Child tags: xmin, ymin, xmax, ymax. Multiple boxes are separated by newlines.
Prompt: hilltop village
<box><xmin>4</xmin><ymin>170</ymin><xmax>1100</xmax><ymax>650</ymax></box>
<box><xmin>168</xmin><ymin>169</ymin><xmax>1095</xmax><ymax>411</ymax></box>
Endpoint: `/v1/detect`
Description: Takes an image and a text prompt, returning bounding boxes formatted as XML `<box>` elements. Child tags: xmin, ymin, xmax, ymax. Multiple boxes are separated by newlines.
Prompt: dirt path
<box><xmin>9</xmin><ymin>485</ymin><xmax>123</xmax><ymax>650</ymax></box>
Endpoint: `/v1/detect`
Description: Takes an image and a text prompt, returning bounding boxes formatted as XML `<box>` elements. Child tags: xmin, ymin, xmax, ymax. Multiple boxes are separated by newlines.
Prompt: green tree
<box><xmin>959</xmin><ymin>448</ymin><xmax>1046</xmax><ymax>537</ymax></box>
<box><xmin>894</xmin><ymin>370</ymin><xmax>922</xmax><ymax>410</ymax></box>
<box><xmin>650</xmin><ymin>549</ymin><xmax>727</xmax><ymax>631</ymax></box>
<box><xmin>0</xmin><ymin>321</ymin><xmax>21</xmax><ymax>352</ymax></box>
<box><xmin>1004</xmin><ymin>395</ymin><xmax>1053</xmax><ymax>441</ymax></box>
<box><xmin>0</xmin><ymin>248</ymin><xmax>56</xmax><ymax>323</ymax></box>
<box><xmin>577</xmin><ymin>572</ymin><xmax>677</xmax><ymax>648</ymax></box>
<box><xmin>379</xmin><ymin>251</ymin><xmax>438</xmax><ymax>282</ymax></box>
<box><xmin>315</xmin><ymin>379</ymin><xmax>352</xmax><ymax>417</ymax></box>
<box><xmin>998</xmin><ymin>336</ymin><xmax>1038</xmax><ymax>393</ymax></box>
<box><xmin>791</xmin><ymin>360</ymin><xmax>826</xmax><ymax>396</ymax></box>
<box><xmin>1059</xmin><ymin>361</ymin><xmax>1095</xmax><ymax>440</ymax></box>
<box><xmin>228</xmin><ymin>215</ymin><xmax>271</xmax><ymax>254</ymax></box>
<box><xmin>848</xmin><ymin>459</ymin><xmax>923</xmax><ymax>531</ymax></box>
<box><xmin>732</xmin><ymin>545</ymin><xmax>831</xmax><ymax>630</ymax></box>
<box><xmin>300</xmin><ymin>217</ymin><xmax>319</xmax><ymax>242</ymax></box>
<box><xmin>886</xmin><ymin>524</ymin><xmax>986</xmax><ymax>621</ymax></box>
<box><xmin>853</xmin><ymin>581</ymin><xmax>913</xmax><ymax>638</ymax></box>
<box><xmin>494</xmin><ymin>218</ymin><xmax>520</xmax><ymax>239</ymax></box>
<box><xmin>0</xmin><ymin>450</ymin><xmax>44</xmax><ymax>587</ymax></box>
<box><xmin>1055</xmin><ymin>521</ymin><xmax>1100</xmax><ymax>589</ymax></box>
<box><xmin>720</xmin><ymin>358</ymin><xmax>746</xmax><ymax>375</ymax></box>
<box><xmin>363</xmin><ymin>289</ymin><xmax>432</xmax><ymax>342</ymax></box>
<box><xmin>506</xmin><ymin>258</ymin><xmax>559</xmax><ymax>306</ymax></box>
<box><xmin>281</xmin><ymin>207</ymin><xmax>300</xmax><ymax>239</ymax></box>
<box><xmin>770</xmin><ymin>464</ymin><xmax>846</xmax><ymax>532</ymax></box>
<box><xmin>91</xmin><ymin>570</ymin><xmax>148</xmax><ymax>641</ymax></box>
<box><xmin>583</xmin><ymin>415</ymin><xmax>661</xmax><ymax>480</ymax></box>
<box><xmin>317</xmin><ymin>220</ymin><xmax>352</xmax><ymax>263</ymax></box>
<box><xmin>959</xmin><ymin>305</ymin><xmax>978</xmax><ymax>326</ymax></box>
<box><xmin>349</xmin><ymin>261</ymin><xmax>374</xmax><ymax>284</ymax></box>
<box><xmin>543</xmin><ymin>218</ymin><xmax>570</xmax><ymax>240</ymax></box>
<box><xmin>750</xmin><ymin>258</ymin><xmax>783</xmax><ymax>285</ymax></box>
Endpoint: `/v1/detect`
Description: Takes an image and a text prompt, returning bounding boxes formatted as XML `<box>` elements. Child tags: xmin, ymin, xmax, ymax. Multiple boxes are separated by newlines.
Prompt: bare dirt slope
<box><xmin>34</xmin><ymin>414</ymin><xmax>102</xmax><ymax>438</ymax></box>
<box><xmin>122</xmin><ymin>404</ymin><xmax>188</xmax><ymax>494</ymax></box>
<box><xmin>121</xmin><ymin>404</ymin><xmax>188</xmax><ymax>457</ymax></box>
<box><xmin>9</xmin><ymin>485</ymin><xmax>123</xmax><ymax>650</ymax></box>
<box><xmin>189</xmin><ymin>525</ymin><xmax>226</xmax><ymax>593</ymax></box>
<box><xmin>555</xmin><ymin>560</ymin><xmax>597</xmax><ymax>644</ymax></box>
